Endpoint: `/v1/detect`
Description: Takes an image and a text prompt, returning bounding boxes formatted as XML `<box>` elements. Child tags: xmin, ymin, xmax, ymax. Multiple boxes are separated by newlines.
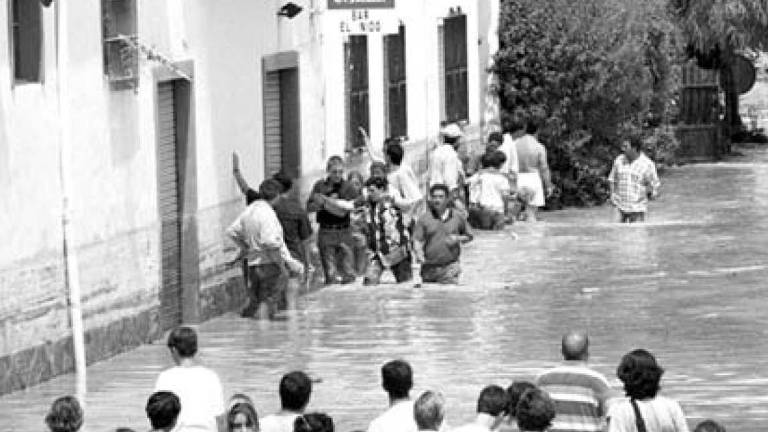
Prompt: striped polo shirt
<box><xmin>535</xmin><ymin>363</ymin><xmax>612</xmax><ymax>432</ymax></box>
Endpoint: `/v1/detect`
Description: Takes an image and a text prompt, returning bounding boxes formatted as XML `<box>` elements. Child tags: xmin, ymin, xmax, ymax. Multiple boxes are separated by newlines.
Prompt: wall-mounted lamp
<box><xmin>41</xmin><ymin>0</ymin><xmax>53</xmax><ymax>7</ymax></box>
<box><xmin>448</xmin><ymin>6</ymin><xmax>463</xmax><ymax>16</ymax></box>
<box><xmin>278</xmin><ymin>2</ymin><xmax>303</xmax><ymax>19</ymax></box>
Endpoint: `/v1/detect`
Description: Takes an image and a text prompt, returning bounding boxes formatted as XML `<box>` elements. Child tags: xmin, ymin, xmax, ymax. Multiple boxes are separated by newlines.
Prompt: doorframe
<box><xmin>262</xmin><ymin>51</ymin><xmax>301</xmax><ymax>178</ymax></box>
<box><xmin>152</xmin><ymin>60</ymin><xmax>200</xmax><ymax>325</ymax></box>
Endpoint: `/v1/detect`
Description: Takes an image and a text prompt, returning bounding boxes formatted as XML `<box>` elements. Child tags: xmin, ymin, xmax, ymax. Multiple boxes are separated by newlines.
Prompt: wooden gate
<box><xmin>677</xmin><ymin>61</ymin><xmax>722</xmax><ymax>161</ymax></box>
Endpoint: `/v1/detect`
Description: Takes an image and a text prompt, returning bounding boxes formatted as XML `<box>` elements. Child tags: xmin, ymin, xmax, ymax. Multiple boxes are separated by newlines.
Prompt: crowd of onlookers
<box><xmin>42</xmin><ymin>327</ymin><xmax>727</xmax><ymax>432</ymax></box>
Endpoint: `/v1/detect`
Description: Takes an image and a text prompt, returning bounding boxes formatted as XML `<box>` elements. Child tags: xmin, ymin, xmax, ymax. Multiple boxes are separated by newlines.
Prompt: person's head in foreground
<box><xmin>385</xmin><ymin>141</ymin><xmax>405</xmax><ymax>168</ymax></box>
<box><xmin>280</xmin><ymin>371</ymin><xmax>313</xmax><ymax>412</ymax></box>
<box><xmin>515</xmin><ymin>388</ymin><xmax>555</xmax><ymax>432</ymax></box>
<box><xmin>694</xmin><ymin>420</ymin><xmax>726</xmax><ymax>432</ymax></box>
<box><xmin>506</xmin><ymin>381</ymin><xmax>536</xmax><ymax>421</ymax></box>
<box><xmin>413</xmin><ymin>391</ymin><xmax>446</xmax><ymax>431</ymax></box>
<box><xmin>476</xmin><ymin>385</ymin><xmax>510</xmax><ymax>429</ymax></box>
<box><xmin>293</xmin><ymin>413</ymin><xmax>334</xmax><ymax>432</ymax></box>
<box><xmin>145</xmin><ymin>391</ymin><xmax>181</xmax><ymax>432</ymax></box>
<box><xmin>227</xmin><ymin>395</ymin><xmax>259</xmax><ymax>432</ymax></box>
<box><xmin>259</xmin><ymin>179</ymin><xmax>284</xmax><ymax>205</ymax></box>
<box><xmin>381</xmin><ymin>359</ymin><xmax>413</xmax><ymax>401</ymax></box>
<box><xmin>45</xmin><ymin>396</ymin><xmax>83</xmax><ymax>432</ymax></box>
<box><xmin>561</xmin><ymin>330</ymin><xmax>589</xmax><ymax>361</ymax></box>
<box><xmin>621</xmin><ymin>135</ymin><xmax>644</xmax><ymax>161</ymax></box>
<box><xmin>616</xmin><ymin>348</ymin><xmax>664</xmax><ymax>400</ymax></box>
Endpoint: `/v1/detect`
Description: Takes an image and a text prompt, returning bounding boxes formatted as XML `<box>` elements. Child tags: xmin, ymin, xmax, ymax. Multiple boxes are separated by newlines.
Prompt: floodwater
<box><xmin>2</xmin><ymin>148</ymin><xmax>768</xmax><ymax>431</ymax></box>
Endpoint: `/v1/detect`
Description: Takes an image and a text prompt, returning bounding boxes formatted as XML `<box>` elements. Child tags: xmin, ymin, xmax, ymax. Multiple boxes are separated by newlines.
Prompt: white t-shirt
<box><xmin>260</xmin><ymin>413</ymin><xmax>301</xmax><ymax>432</ymax></box>
<box><xmin>468</xmin><ymin>171</ymin><xmax>511</xmax><ymax>213</ymax></box>
<box><xmin>154</xmin><ymin>365</ymin><xmax>225</xmax><ymax>432</ymax></box>
<box><xmin>367</xmin><ymin>400</ymin><xmax>417</xmax><ymax>432</ymax></box>
<box><xmin>606</xmin><ymin>396</ymin><xmax>689</xmax><ymax>432</ymax></box>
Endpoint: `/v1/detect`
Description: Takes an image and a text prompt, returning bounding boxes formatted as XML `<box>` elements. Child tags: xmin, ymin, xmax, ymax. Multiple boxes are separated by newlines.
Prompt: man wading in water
<box><xmin>608</xmin><ymin>135</ymin><xmax>661</xmax><ymax>223</ymax></box>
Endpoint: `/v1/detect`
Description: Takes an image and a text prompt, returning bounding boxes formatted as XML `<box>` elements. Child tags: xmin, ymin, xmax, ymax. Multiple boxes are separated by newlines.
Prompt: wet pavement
<box><xmin>2</xmin><ymin>146</ymin><xmax>768</xmax><ymax>431</ymax></box>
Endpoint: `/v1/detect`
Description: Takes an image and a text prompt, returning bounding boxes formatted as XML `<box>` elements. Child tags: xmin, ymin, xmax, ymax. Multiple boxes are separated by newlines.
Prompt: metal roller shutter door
<box><xmin>264</xmin><ymin>71</ymin><xmax>282</xmax><ymax>177</ymax></box>
<box><xmin>157</xmin><ymin>81</ymin><xmax>182</xmax><ymax>329</ymax></box>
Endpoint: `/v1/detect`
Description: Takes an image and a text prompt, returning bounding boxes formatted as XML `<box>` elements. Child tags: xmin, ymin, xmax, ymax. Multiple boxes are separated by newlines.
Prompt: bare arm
<box><xmin>538</xmin><ymin>147</ymin><xmax>553</xmax><ymax>194</ymax></box>
<box><xmin>232</xmin><ymin>152</ymin><xmax>253</xmax><ymax>195</ymax></box>
<box><xmin>359</xmin><ymin>127</ymin><xmax>385</xmax><ymax>164</ymax></box>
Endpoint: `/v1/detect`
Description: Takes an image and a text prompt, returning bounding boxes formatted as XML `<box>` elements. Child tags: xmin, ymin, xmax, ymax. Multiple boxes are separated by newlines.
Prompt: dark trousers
<box><xmin>242</xmin><ymin>263</ymin><xmax>286</xmax><ymax>319</ymax></box>
<box><xmin>421</xmin><ymin>261</ymin><xmax>461</xmax><ymax>284</ymax></box>
<box><xmin>620</xmin><ymin>211</ymin><xmax>646</xmax><ymax>223</ymax></box>
<box><xmin>318</xmin><ymin>227</ymin><xmax>356</xmax><ymax>281</ymax></box>
<box><xmin>364</xmin><ymin>254</ymin><xmax>413</xmax><ymax>285</ymax></box>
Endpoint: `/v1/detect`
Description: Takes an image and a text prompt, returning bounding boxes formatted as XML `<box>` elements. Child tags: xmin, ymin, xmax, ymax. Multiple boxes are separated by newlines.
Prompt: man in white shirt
<box><xmin>385</xmin><ymin>142</ymin><xmax>424</xmax><ymax>230</ymax></box>
<box><xmin>451</xmin><ymin>385</ymin><xmax>509</xmax><ymax>432</ymax></box>
<box><xmin>429</xmin><ymin>124</ymin><xmax>466</xmax><ymax>212</ymax></box>
<box><xmin>414</xmin><ymin>391</ymin><xmax>447</xmax><ymax>432</ymax></box>
<box><xmin>260</xmin><ymin>371</ymin><xmax>313</xmax><ymax>432</ymax></box>
<box><xmin>368</xmin><ymin>360</ymin><xmax>417</xmax><ymax>432</ymax></box>
<box><xmin>154</xmin><ymin>326</ymin><xmax>225</xmax><ymax>432</ymax></box>
<box><xmin>227</xmin><ymin>179</ymin><xmax>304</xmax><ymax>319</ymax></box>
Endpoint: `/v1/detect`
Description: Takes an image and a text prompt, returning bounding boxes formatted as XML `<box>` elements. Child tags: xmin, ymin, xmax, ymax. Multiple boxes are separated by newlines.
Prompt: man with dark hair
<box><xmin>307</xmin><ymin>156</ymin><xmax>360</xmax><ymax>285</ymax></box>
<box><xmin>362</xmin><ymin>176</ymin><xmax>413</xmax><ymax>285</ymax></box>
<box><xmin>413</xmin><ymin>391</ymin><xmax>446</xmax><ymax>432</ymax></box>
<box><xmin>270</xmin><ymin>171</ymin><xmax>315</xmax><ymax>309</ymax></box>
<box><xmin>368</xmin><ymin>360</ymin><xmax>416</xmax><ymax>432</ymax></box>
<box><xmin>412</xmin><ymin>184</ymin><xmax>473</xmax><ymax>284</ymax></box>
<box><xmin>535</xmin><ymin>331</ymin><xmax>612</xmax><ymax>432</ymax></box>
<box><xmin>452</xmin><ymin>385</ymin><xmax>509</xmax><ymax>432</ymax></box>
<box><xmin>467</xmin><ymin>132</ymin><xmax>504</xmax><ymax>177</ymax></box>
<box><xmin>155</xmin><ymin>326</ymin><xmax>225</xmax><ymax>432</ymax></box>
<box><xmin>145</xmin><ymin>391</ymin><xmax>181</xmax><ymax>432</ymax></box>
<box><xmin>513</xmin><ymin>118</ymin><xmax>553</xmax><ymax>222</ymax></box>
<box><xmin>293</xmin><ymin>412</ymin><xmax>335</xmax><ymax>432</ymax></box>
<box><xmin>608</xmin><ymin>135</ymin><xmax>661</xmax><ymax>223</ymax></box>
<box><xmin>228</xmin><ymin>179</ymin><xmax>304</xmax><ymax>319</ymax></box>
<box><xmin>261</xmin><ymin>371</ymin><xmax>313</xmax><ymax>432</ymax></box>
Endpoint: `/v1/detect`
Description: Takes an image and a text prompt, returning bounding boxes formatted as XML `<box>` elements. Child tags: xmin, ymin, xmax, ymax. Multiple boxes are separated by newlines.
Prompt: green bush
<box><xmin>494</xmin><ymin>0</ymin><xmax>681</xmax><ymax>208</ymax></box>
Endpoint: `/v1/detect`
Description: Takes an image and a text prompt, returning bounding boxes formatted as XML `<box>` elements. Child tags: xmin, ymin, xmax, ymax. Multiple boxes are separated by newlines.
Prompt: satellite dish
<box><xmin>732</xmin><ymin>55</ymin><xmax>756</xmax><ymax>95</ymax></box>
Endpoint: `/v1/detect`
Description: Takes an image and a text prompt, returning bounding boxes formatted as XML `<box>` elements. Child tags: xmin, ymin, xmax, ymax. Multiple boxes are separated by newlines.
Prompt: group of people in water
<box><xmin>40</xmin><ymin>327</ymin><xmax>724</xmax><ymax>432</ymax></box>
<box><xmin>224</xmin><ymin>117</ymin><xmax>564</xmax><ymax>319</ymax></box>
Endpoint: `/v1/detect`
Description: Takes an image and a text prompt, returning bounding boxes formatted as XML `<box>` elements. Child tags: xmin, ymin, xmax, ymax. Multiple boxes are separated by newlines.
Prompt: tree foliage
<box><xmin>493</xmin><ymin>0</ymin><xmax>682</xmax><ymax>208</ymax></box>
<box><xmin>671</xmin><ymin>0</ymin><xmax>768</xmax><ymax>137</ymax></box>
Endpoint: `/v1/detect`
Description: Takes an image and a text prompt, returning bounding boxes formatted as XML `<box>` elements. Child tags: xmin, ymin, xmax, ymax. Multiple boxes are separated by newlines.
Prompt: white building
<box><xmin>0</xmin><ymin>0</ymin><xmax>499</xmax><ymax>393</ymax></box>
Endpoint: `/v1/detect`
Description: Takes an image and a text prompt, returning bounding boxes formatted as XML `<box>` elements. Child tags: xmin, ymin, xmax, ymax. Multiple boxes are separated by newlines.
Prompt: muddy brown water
<box><xmin>1</xmin><ymin>149</ymin><xmax>768</xmax><ymax>431</ymax></box>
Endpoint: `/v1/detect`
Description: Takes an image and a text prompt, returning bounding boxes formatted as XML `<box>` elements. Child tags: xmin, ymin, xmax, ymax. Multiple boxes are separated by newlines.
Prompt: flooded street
<box><xmin>2</xmin><ymin>148</ymin><xmax>768</xmax><ymax>431</ymax></box>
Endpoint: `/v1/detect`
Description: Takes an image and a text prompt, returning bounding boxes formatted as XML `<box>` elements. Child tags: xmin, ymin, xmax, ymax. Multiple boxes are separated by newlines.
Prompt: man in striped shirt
<box><xmin>535</xmin><ymin>332</ymin><xmax>613</xmax><ymax>432</ymax></box>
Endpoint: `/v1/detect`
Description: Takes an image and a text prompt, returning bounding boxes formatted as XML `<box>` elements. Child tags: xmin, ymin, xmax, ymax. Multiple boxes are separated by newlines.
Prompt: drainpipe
<box><xmin>56</xmin><ymin>0</ymin><xmax>87</xmax><ymax>405</ymax></box>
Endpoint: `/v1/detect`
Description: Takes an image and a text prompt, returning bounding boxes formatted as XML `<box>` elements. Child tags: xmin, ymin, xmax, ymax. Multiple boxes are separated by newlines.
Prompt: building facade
<box><xmin>0</xmin><ymin>0</ymin><xmax>499</xmax><ymax>393</ymax></box>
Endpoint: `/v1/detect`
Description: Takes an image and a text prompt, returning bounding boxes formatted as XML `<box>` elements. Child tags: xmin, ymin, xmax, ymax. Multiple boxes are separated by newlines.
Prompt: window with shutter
<box><xmin>10</xmin><ymin>0</ymin><xmax>43</xmax><ymax>84</ymax></box>
<box><xmin>443</xmin><ymin>15</ymin><xmax>468</xmax><ymax>123</ymax></box>
<box><xmin>384</xmin><ymin>25</ymin><xmax>407</xmax><ymax>138</ymax></box>
<box><xmin>345</xmin><ymin>35</ymin><xmax>370</xmax><ymax>149</ymax></box>
<box><xmin>102</xmin><ymin>0</ymin><xmax>138</xmax><ymax>90</ymax></box>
